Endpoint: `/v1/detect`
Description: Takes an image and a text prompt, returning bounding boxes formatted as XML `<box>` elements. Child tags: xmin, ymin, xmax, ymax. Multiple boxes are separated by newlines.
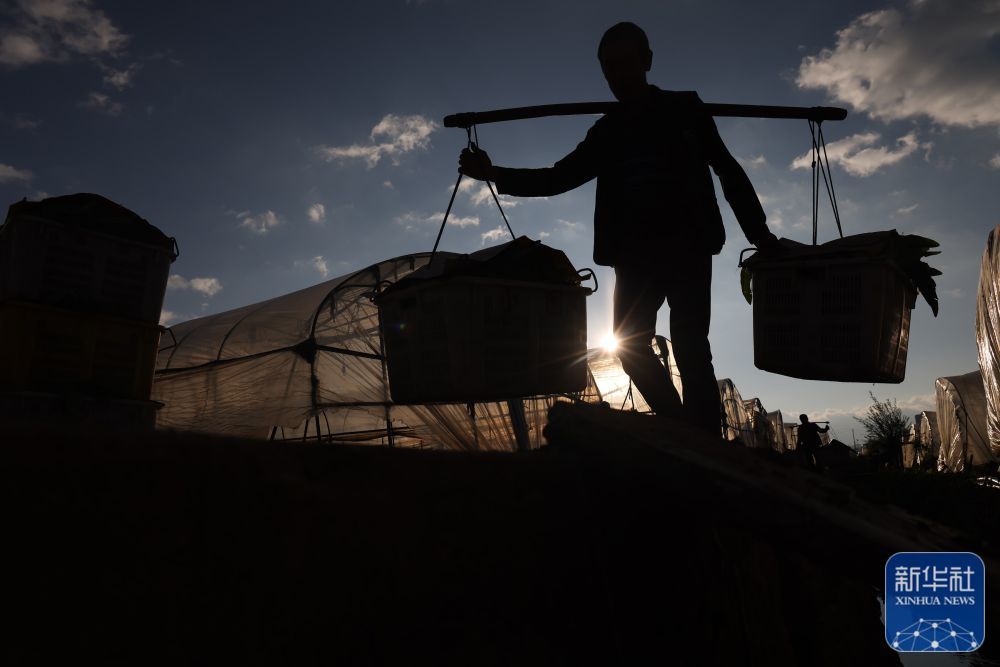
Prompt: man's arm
<box><xmin>459</xmin><ymin>125</ymin><xmax>602</xmax><ymax>198</ymax></box>
<box><xmin>690</xmin><ymin>93</ymin><xmax>777</xmax><ymax>249</ymax></box>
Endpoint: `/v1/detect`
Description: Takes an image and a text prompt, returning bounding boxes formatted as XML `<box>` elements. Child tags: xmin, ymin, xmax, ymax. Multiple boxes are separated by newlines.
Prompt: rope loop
<box><xmin>473</xmin><ymin>125</ymin><xmax>516</xmax><ymax>242</ymax></box>
<box><xmin>429</xmin><ymin>125</ymin><xmax>518</xmax><ymax>266</ymax></box>
<box><xmin>808</xmin><ymin>119</ymin><xmax>844</xmax><ymax>245</ymax></box>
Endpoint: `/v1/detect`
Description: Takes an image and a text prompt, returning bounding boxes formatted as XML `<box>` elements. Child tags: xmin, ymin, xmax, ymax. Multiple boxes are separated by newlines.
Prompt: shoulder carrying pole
<box><xmin>443</xmin><ymin>102</ymin><xmax>847</xmax><ymax>128</ymax></box>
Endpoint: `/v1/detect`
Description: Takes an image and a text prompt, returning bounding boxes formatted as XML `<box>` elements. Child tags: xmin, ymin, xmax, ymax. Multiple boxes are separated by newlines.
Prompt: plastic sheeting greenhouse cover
<box><xmin>718</xmin><ymin>379</ymin><xmax>751</xmax><ymax>444</ymax></box>
<box><xmin>153</xmin><ymin>249</ymin><xmax>677</xmax><ymax>450</ymax></box>
<box><xmin>153</xmin><ymin>252</ymin><xmax>563</xmax><ymax>450</ymax></box>
<box><xmin>742</xmin><ymin>397</ymin><xmax>771</xmax><ymax>449</ymax></box>
<box><xmin>935</xmin><ymin>371</ymin><xmax>994</xmax><ymax>472</ymax></box>
<box><xmin>976</xmin><ymin>225</ymin><xmax>1000</xmax><ymax>457</ymax></box>
<box><xmin>904</xmin><ymin>411</ymin><xmax>939</xmax><ymax>468</ymax></box>
<box><xmin>766</xmin><ymin>411</ymin><xmax>788</xmax><ymax>452</ymax></box>
<box><xmin>918</xmin><ymin>410</ymin><xmax>940</xmax><ymax>460</ymax></box>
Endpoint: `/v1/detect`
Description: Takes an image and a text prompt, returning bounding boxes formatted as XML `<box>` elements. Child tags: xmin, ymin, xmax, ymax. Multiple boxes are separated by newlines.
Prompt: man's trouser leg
<box><xmin>613</xmin><ymin>264</ymin><xmax>684</xmax><ymax>419</ymax></box>
<box><xmin>801</xmin><ymin>443</ymin><xmax>817</xmax><ymax>467</ymax></box>
<box><xmin>663</xmin><ymin>254</ymin><xmax>720</xmax><ymax>435</ymax></box>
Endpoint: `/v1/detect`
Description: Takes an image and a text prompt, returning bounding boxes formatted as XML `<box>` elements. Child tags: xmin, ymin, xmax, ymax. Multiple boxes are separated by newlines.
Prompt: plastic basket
<box><xmin>0</xmin><ymin>213</ymin><xmax>176</xmax><ymax>324</ymax></box>
<box><xmin>0</xmin><ymin>300</ymin><xmax>163</xmax><ymax>399</ymax></box>
<box><xmin>751</xmin><ymin>258</ymin><xmax>915</xmax><ymax>383</ymax></box>
<box><xmin>378</xmin><ymin>276</ymin><xmax>589</xmax><ymax>403</ymax></box>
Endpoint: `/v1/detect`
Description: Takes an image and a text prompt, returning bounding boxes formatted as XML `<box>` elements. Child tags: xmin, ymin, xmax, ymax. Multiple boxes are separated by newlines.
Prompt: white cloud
<box><xmin>234</xmin><ymin>209</ymin><xmax>283</xmax><ymax>234</ymax></box>
<box><xmin>757</xmin><ymin>194</ymin><xmax>788</xmax><ymax>230</ymax></box>
<box><xmin>804</xmin><ymin>392</ymin><xmax>936</xmax><ymax>428</ymax></box>
<box><xmin>447</xmin><ymin>214</ymin><xmax>481</xmax><ymax>228</ymax></box>
<box><xmin>0</xmin><ymin>0</ymin><xmax>129</xmax><ymax>68</ymax></box>
<box><xmin>295</xmin><ymin>256</ymin><xmax>329</xmax><ymax>277</ymax></box>
<box><xmin>990</xmin><ymin>154</ymin><xmax>1000</xmax><ymax>170</ymax></box>
<box><xmin>12</xmin><ymin>115</ymin><xmax>40</xmax><ymax>129</ymax></box>
<box><xmin>537</xmin><ymin>218</ymin><xmax>585</xmax><ymax>240</ymax></box>
<box><xmin>147</xmin><ymin>50</ymin><xmax>181</xmax><ymax>66</ymax></box>
<box><xmin>454</xmin><ymin>178</ymin><xmax>520</xmax><ymax>208</ymax></box>
<box><xmin>383</xmin><ymin>180</ymin><xmax>394</xmax><ymax>189</ymax></box>
<box><xmin>102</xmin><ymin>62</ymin><xmax>139</xmax><ymax>90</ymax></box>
<box><xmin>895</xmin><ymin>203</ymin><xmax>919</xmax><ymax>215</ymax></box>
<box><xmin>798</xmin><ymin>406</ymin><xmax>863</xmax><ymax>424</ymax></box>
<box><xmin>316</xmin><ymin>114</ymin><xmax>437</xmax><ymax>168</ymax></box>
<box><xmin>557</xmin><ymin>219</ymin><xmax>584</xmax><ymax>232</ymax></box>
<box><xmin>790</xmin><ymin>132</ymin><xmax>928</xmax><ymax>177</ymax></box>
<box><xmin>0</xmin><ymin>163</ymin><xmax>32</xmax><ymax>183</ymax></box>
<box><xmin>317</xmin><ymin>144</ymin><xmax>382</xmax><ymax>166</ymax></box>
<box><xmin>896</xmin><ymin>392</ymin><xmax>937</xmax><ymax>415</ymax></box>
<box><xmin>481</xmin><ymin>226</ymin><xmax>508</xmax><ymax>244</ymax></box>
<box><xmin>188</xmin><ymin>277</ymin><xmax>222</xmax><ymax>297</ymax></box>
<box><xmin>307</xmin><ymin>203</ymin><xmax>326</xmax><ymax>224</ymax></box>
<box><xmin>538</xmin><ymin>231</ymin><xmax>551</xmax><ymax>239</ymax></box>
<box><xmin>80</xmin><ymin>90</ymin><xmax>123</xmax><ymax>116</ymax></box>
<box><xmin>797</xmin><ymin>2</ymin><xmax>1000</xmax><ymax>127</ymax></box>
<box><xmin>167</xmin><ymin>274</ymin><xmax>222</xmax><ymax>297</ymax></box>
<box><xmin>943</xmin><ymin>287</ymin><xmax>965</xmax><ymax>299</ymax></box>
<box><xmin>395</xmin><ymin>211</ymin><xmax>479</xmax><ymax>229</ymax></box>
<box><xmin>0</xmin><ymin>34</ymin><xmax>45</xmax><ymax>66</ymax></box>
<box><xmin>739</xmin><ymin>155</ymin><xmax>768</xmax><ymax>168</ymax></box>
<box><xmin>159</xmin><ymin>309</ymin><xmax>179</xmax><ymax>326</ymax></box>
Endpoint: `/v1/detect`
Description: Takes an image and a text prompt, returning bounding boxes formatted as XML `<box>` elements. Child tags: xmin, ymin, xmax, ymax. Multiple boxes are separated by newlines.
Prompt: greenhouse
<box><xmin>153</xmin><ymin>250</ymin><xmax>685</xmax><ymax>451</ymax></box>
<box><xmin>976</xmin><ymin>223</ymin><xmax>1000</xmax><ymax>457</ymax></box>
<box><xmin>766</xmin><ymin>410</ymin><xmax>788</xmax><ymax>453</ymax></box>
<box><xmin>718</xmin><ymin>378</ymin><xmax>751</xmax><ymax>445</ymax></box>
<box><xmin>935</xmin><ymin>371</ymin><xmax>994</xmax><ymax>471</ymax></box>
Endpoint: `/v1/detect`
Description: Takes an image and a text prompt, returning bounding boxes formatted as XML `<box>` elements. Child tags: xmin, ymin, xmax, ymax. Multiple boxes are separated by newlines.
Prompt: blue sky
<box><xmin>2</xmin><ymin>0</ymin><xmax>999</xmax><ymax>441</ymax></box>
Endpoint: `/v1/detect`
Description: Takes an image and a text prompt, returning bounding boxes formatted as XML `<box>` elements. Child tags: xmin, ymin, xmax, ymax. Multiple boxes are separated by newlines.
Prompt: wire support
<box><xmin>473</xmin><ymin>125</ymin><xmax>516</xmax><ymax>242</ymax></box>
<box><xmin>808</xmin><ymin>120</ymin><xmax>844</xmax><ymax>245</ymax></box>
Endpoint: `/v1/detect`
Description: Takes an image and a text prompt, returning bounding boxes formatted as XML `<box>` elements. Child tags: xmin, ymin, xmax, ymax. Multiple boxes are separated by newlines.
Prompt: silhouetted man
<box><xmin>459</xmin><ymin>22</ymin><xmax>777</xmax><ymax>434</ymax></box>
<box><xmin>796</xmin><ymin>413</ymin><xmax>829</xmax><ymax>466</ymax></box>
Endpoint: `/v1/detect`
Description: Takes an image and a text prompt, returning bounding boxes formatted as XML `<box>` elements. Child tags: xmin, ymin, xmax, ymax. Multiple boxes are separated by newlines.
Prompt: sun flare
<box><xmin>601</xmin><ymin>333</ymin><xmax>619</xmax><ymax>352</ymax></box>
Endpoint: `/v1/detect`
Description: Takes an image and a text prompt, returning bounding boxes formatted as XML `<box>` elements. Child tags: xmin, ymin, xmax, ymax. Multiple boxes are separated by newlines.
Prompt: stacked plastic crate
<box><xmin>0</xmin><ymin>194</ymin><xmax>177</xmax><ymax>432</ymax></box>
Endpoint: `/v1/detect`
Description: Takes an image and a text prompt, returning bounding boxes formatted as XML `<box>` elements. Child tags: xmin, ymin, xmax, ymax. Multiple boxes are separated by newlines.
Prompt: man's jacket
<box><xmin>492</xmin><ymin>85</ymin><xmax>768</xmax><ymax>267</ymax></box>
<box><xmin>797</xmin><ymin>422</ymin><xmax>828</xmax><ymax>450</ymax></box>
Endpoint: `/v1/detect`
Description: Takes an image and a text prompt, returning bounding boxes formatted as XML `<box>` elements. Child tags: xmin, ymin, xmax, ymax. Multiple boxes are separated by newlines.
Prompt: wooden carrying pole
<box><xmin>443</xmin><ymin>102</ymin><xmax>847</xmax><ymax>128</ymax></box>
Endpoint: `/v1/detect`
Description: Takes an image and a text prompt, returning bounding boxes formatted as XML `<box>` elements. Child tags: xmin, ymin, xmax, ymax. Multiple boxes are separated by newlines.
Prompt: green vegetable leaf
<box><xmin>741</xmin><ymin>266</ymin><xmax>753</xmax><ymax>305</ymax></box>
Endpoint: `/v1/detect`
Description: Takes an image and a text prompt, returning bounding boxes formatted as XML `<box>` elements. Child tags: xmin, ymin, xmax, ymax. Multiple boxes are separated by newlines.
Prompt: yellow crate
<box><xmin>0</xmin><ymin>300</ymin><xmax>162</xmax><ymax>399</ymax></box>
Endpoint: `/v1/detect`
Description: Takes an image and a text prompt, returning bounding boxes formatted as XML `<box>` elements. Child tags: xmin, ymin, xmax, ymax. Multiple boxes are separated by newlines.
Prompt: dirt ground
<box><xmin>3</xmin><ymin>404</ymin><xmax>997</xmax><ymax>665</ymax></box>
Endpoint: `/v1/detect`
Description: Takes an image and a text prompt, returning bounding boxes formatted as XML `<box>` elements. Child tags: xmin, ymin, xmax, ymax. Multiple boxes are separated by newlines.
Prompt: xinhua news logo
<box><xmin>885</xmin><ymin>552</ymin><xmax>985</xmax><ymax>653</ymax></box>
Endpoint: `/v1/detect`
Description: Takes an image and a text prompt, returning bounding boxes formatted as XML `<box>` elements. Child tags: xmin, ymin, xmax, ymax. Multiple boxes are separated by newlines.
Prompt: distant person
<box><xmin>796</xmin><ymin>414</ymin><xmax>829</xmax><ymax>467</ymax></box>
<box><xmin>459</xmin><ymin>22</ymin><xmax>778</xmax><ymax>434</ymax></box>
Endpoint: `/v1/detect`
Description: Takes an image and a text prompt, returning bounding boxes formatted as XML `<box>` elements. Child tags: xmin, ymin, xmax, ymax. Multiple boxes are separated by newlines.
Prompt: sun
<box><xmin>600</xmin><ymin>333</ymin><xmax>619</xmax><ymax>352</ymax></box>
